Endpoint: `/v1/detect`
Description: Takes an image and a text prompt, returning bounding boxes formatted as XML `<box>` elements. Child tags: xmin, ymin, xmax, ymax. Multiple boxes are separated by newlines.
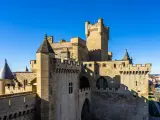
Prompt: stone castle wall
<box><xmin>83</xmin><ymin>61</ymin><xmax>151</xmax><ymax>97</ymax></box>
<box><xmin>0</xmin><ymin>92</ymin><xmax>36</xmax><ymax>120</ymax></box>
<box><xmin>5</xmin><ymin>85</ymin><xmax>32</xmax><ymax>94</ymax></box>
<box><xmin>91</xmin><ymin>92</ymin><xmax>148</xmax><ymax>120</ymax></box>
<box><xmin>49</xmin><ymin>58</ymin><xmax>91</xmax><ymax>120</ymax></box>
<box><xmin>50</xmin><ymin>58</ymin><xmax>82</xmax><ymax>120</ymax></box>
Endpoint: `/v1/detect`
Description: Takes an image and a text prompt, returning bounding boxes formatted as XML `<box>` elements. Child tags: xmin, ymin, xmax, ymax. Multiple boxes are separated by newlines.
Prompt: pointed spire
<box><xmin>36</xmin><ymin>34</ymin><xmax>55</xmax><ymax>53</ymax></box>
<box><xmin>130</xmin><ymin>57</ymin><xmax>133</xmax><ymax>64</ymax></box>
<box><xmin>25</xmin><ymin>66</ymin><xmax>29</xmax><ymax>72</ymax></box>
<box><xmin>0</xmin><ymin>59</ymin><xmax>14</xmax><ymax>80</ymax></box>
<box><xmin>5</xmin><ymin>58</ymin><xmax>7</xmax><ymax>63</ymax></box>
<box><xmin>44</xmin><ymin>33</ymin><xmax>47</xmax><ymax>40</ymax></box>
<box><xmin>123</xmin><ymin>49</ymin><xmax>130</xmax><ymax>61</ymax></box>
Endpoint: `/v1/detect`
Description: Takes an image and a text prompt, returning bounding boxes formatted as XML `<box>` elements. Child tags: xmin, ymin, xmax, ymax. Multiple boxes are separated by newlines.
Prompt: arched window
<box><xmin>96</xmin><ymin>77</ymin><xmax>108</xmax><ymax>89</ymax></box>
<box><xmin>79</xmin><ymin>76</ymin><xmax>90</xmax><ymax>89</ymax></box>
<box><xmin>102</xmin><ymin>63</ymin><xmax>106</xmax><ymax>67</ymax></box>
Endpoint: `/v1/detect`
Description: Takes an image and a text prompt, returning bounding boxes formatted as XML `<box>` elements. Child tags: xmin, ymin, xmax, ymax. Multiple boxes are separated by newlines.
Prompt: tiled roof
<box><xmin>0</xmin><ymin>59</ymin><xmax>14</xmax><ymax>80</ymax></box>
<box><xmin>14</xmin><ymin>72</ymin><xmax>36</xmax><ymax>84</ymax></box>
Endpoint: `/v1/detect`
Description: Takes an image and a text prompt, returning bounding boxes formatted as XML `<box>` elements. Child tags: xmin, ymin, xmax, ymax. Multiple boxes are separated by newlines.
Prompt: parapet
<box><xmin>119</xmin><ymin>63</ymin><xmax>152</xmax><ymax>74</ymax></box>
<box><xmin>30</xmin><ymin>60</ymin><xmax>36</xmax><ymax>64</ymax></box>
<box><xmin>5</xmin><ymin>85</ymin><xmax>32</xmax><ymax>95</ymax></box>
<box><xmin>85</xmin><ymin>18</ymin><xmax>109</xmax><ymax>36</ymax></box>
<box><xmin>0</xmin><ymin>91</ymin><xmax>34</xmax><ymax>99</ymax></box>
<box><xmin>52</xmin><ymin>58</ymin><xmax>82</xmax><ymax>72</ymax></box>
<box><xmin>79</xmin><ymin>87</ymin><xmax>91</xmax><ymax>94</ymax></box>
<box><xmin>70</xmin><ymin>37</ymin><xmax>86</xmax><ymax>47</ymax></box>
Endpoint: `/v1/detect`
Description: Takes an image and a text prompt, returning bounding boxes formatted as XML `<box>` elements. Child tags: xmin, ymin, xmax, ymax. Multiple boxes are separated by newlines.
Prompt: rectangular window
<box><xmin>136</xmin><ymin>81</ymin><xmax>138</xmax><ymax>86</ymax></box>
<box><xmin>24</xmin><ymin>97</ymin><xmax>26</xmax><ymax>103</ymax></box>
<box><xmin>69</xmin><ymin>82</ymin><xmax>73</xmax><ymax>94</ymax></box>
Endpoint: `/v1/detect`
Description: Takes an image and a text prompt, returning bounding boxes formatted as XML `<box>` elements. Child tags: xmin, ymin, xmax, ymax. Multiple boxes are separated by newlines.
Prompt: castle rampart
<box><xmin>5</xmin><ymin>85</ymin><xmax>32</xmax><ymax>94</ymax></box>
<box><xmin>0</xmin><ymin>92</ymin><xmax>36</xmax><ymax>120</ymax></box>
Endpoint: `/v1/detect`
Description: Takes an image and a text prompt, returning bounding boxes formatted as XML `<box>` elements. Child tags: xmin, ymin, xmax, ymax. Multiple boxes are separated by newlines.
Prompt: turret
<box><xmin>85</xmin><ymin>21</ymin><xmax>90</xmax><ymax>37</ymax></box>
<box><xmin>36</xmin><ymin>34</ymin><xmax>55</xmax><ymax>120</ymax></box>
<box><xmin>122</xmin><ymin>49</ymin><xmax>133</xmax><ymax>64</ymax></box>
<box><xmin>98</xmin><ymin>18</ymin><xmax>103</xmax><ymax>34</ymax></box>
<box><xmin>86</xmin><ymin>18</ymin><xmax>109</xmax><ymax>61</ymax></box>
<box><xmin>25</xmin><ymin>66</ymin><xmax>29</xmax><ymax>72</ymax></box>
<box><xmin>0</xmin><ymin>59</ymin><xmax>14</xmax><ymax>95</ymax></box>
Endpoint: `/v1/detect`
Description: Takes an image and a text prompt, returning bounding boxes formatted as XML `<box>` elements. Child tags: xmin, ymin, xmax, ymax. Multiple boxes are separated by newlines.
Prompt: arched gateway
<box><xmin>81</xmin><ymin>98</ymin><xmax>90</xmax><ymax>120</ymax></box>
<box><xmin>79</xmin><ymin>76</ymin><xmax>90</xmax><ymax>89</ymax></box>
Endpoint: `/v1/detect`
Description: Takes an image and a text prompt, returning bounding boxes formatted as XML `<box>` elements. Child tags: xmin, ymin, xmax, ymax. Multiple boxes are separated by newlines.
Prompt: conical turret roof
<box><xmin>36</xmin><ymin>34</ymin><xmax>55</xmax><ymax>53</ymax></box>
<box><xmin>0</xmin><ymin>59</ymin><xmax>14</xmax><ymax>80</ymax></box>
<box><xmin>25</xmin><ymin>66</ymin><xmax>29</xmax><ymax>72</ymax></box>
<box><xmin>123</xmin><ymin>49</ymin><xmax>130</xmax><ymax>61</ymax></box>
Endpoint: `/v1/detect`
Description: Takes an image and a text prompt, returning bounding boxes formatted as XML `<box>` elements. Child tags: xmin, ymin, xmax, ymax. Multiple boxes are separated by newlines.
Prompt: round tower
<box><xmin>0</xmin><ymin>59</ymin><xmax>14</xmax><ymax>95</ymax></box>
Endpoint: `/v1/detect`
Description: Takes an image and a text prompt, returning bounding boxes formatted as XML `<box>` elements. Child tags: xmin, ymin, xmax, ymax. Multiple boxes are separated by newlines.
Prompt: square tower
<box><xmin>86</xmin><ymin>18</ymin><xmax>109</xmax><ymax>61</ymax></box>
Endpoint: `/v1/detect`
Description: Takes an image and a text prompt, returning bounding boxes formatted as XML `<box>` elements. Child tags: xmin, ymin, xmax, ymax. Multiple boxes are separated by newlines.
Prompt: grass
<box><xmin>148</xmin><ymin>98</ymin><xmax>152</xmax><ymax>101</ymax></box>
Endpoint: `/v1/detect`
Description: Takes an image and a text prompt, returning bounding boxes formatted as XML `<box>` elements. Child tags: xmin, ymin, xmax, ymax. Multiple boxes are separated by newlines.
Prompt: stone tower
<box><xmin>0</xmin><ymin>59</ymin><xmax>14</xmax><ymax>95</ymax></box>
<box><xmin>36</xmin><ymin>34</ymin><xmax>55</xmax><ymax>120</ymax></box>
<box><xmin>86</xmin><ymin>18</ymin><xmax>109</xmax><ymax>61</ymax></box>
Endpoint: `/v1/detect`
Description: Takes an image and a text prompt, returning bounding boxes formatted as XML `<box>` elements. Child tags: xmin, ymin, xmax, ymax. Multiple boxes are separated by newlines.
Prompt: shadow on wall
<box><xmin>91</xmin><ymin>83</ymin><xmax>150</xmax><ymax>120</ymax></box>
<box><xmin>81</xmin><ymin>66</ymin><xmax>151</xmax><ymax>120</ymax></box>
<box><xmin>96</xmin><ymin>76</ymin><xmax>120</xmax><ymax>90</ymax></box>
<box><xmin>0</xmin><ymin>92</ymin><xmax>36</xmax><ymax>120</ymax></box>
<box><xmin>88</xmin><ymin>49</ymin><xmax>101</xmax><ymax>61</ymax></box>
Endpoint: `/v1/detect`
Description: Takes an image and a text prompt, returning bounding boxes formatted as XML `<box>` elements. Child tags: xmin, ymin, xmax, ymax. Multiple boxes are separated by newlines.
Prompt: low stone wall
<box><xmin>0</xmin><ymin>92</ymin><xmax>36</xmax><ymax>120</ymax></box>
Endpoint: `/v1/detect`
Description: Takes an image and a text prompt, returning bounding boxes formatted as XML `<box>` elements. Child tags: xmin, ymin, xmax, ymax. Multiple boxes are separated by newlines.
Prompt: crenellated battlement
<box><xmin>70</xmin><ymin>37</ymin><xmax>86</xmax><ymax>47</ymax></box>
<box><xmin>0</xmin><ymin>91</ymin><xmax>34</xmax><ymax>99</ymax></box>
<box><xmin>5</xmin><ymin>85</ymin><xmax>32</xmax><ymax>95</ymax></box>
<box><xmin>52</xmin><ymin>58</ymin><xmax>82</xmax><ymax>73</ymax></box>
<box><xmin>53</xmin><ymin>58</ymin><xmax>81</xmax><ymax>66</ymax></box>
<box><xmin>79</xmin><ymin>87</ymin><xmax>91</xmax><ymax>94</ymax></box>
<box><xmin>119</xmin><ymin>63</ymin><xmax>151</xmax><ymax>74</ymax></box>
<box><xmin>85</xmin><ymin>18</ymin><xmax>109</xmax><ymax>37</ymax></box>
<box><xmin>30</xmin><ymin>60</ymin><xmax>36</xmax><ymax>64</ymax></box>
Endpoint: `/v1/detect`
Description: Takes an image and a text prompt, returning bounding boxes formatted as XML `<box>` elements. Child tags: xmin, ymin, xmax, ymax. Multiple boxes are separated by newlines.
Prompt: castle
<box><xmin>0</xmin><ymin>18</ymin><xmax>151</xmax><ymax>120</ymax></box>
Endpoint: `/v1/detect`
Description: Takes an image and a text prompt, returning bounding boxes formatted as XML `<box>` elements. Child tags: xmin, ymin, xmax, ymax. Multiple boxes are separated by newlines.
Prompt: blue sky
<box><xmin>0</xmin><ymin>0</ymin><xmax>160</xmax><ymax>74</ymax></box>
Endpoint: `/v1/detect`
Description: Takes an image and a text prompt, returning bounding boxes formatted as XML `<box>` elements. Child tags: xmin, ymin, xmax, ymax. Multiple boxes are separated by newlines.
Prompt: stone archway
<box><xmin>96</xmin><ymin>76</ymin><xmax>108</xmax><ymax>89</ymax></box>
<box><xmin>79</xmin><ymin>76</ymin><xmax>90</xmax><ymax>89</ymax></box>
<box><xmin>81</xmin><ymin>98</ymin><xmax>90</xmax><ymax>120</ymax></box>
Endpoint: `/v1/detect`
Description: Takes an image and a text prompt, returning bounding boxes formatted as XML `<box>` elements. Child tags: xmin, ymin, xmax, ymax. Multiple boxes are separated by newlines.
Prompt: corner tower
<box><xmin>86</xmin><ymin>18</ymin><xmax>109</xmax><ymax>61</ymax></box>
<box><xmin>36</xmin><ymin>34</ymin><xmax>55</xmax><ymax>120</ymax></box>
